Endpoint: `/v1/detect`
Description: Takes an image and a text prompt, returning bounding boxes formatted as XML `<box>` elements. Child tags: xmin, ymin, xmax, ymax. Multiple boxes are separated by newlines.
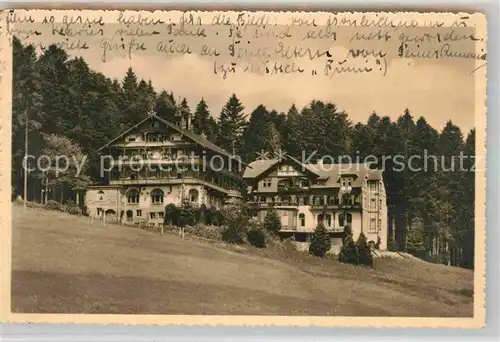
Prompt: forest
<box><xmin>12</xmin><ymin>36</ymin><xmax>475</xmax><ymax>268</ymax></box>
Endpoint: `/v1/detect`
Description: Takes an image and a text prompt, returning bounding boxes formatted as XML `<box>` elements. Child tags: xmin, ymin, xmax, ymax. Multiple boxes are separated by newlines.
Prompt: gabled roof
<box><xmin>243</xmin><ymin>155</ymin><xmax>383</xmax><ymax>188</ymax></box>
<box><xmin>99</xmin><ymin>114</ymin><xmax>248</xmax><ymax>165</ymax></box>
<box><xmin>242</xmin><ymin>155</ymin><xmax>321</xmax><ymax>179</ymax></box>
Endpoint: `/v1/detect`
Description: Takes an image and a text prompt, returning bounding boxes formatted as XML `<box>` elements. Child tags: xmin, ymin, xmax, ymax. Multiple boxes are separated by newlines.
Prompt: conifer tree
<box><xmin>356</xmin><ymin>232</ymin><xmax>374</xmax><ymax>266</ymax></box>
<box><xmin>339</xmin><ymin>225</ymin><xmax>359</xmax><ymax>264</ymax></box>
<box><xmin>217</xmin><ymin>94</ymin><xmax>246</xmax><ymax>153</ymax></box>
<box><xmin>309</xmin><ymin>222</ymin><xmax>332</xmax><ymax>257</ymax></box>
<box><xmin>263</xmin><ymin>209</ymin><xmax>281</xmax><ymax>236</ymax></box>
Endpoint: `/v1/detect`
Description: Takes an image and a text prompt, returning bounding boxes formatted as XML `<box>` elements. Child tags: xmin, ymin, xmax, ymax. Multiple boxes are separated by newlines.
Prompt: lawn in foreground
<box><xmin>11</xmin><ymin>206</ymin><xmax>474</xmax><ymax>316</ymax></box>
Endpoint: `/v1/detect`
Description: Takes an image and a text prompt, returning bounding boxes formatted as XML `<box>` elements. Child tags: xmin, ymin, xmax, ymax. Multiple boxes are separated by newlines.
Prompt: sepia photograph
<box><xmin>0</xmin><ymin>9</ymin><xmax>487</xmax><ymax>326</ymax></box>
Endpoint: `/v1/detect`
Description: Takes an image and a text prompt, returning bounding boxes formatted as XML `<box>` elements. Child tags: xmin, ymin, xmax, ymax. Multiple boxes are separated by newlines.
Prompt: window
<box><xmin>188</xmin><ymin>189</ymin><xmax>199</xmax><ymax>203</ymax></box>
<box><xmin>158</xmin><ymin>212</ymin><xmax>164</xmax><ymax>219</ymax></box>
<box><xmin>339</xmin><ymin>213</ymin><xmax>352</xmax><ymax>226</ymax></box>
<box><xmin>128</xmin><ymin>137</ymin><xmax>136</xmax><ymax>142</ymax></box>
<box><xmin>370</xmin><ymin>218</ymin><xmax>377</xmax><ymax>232</ymax></box>
<box><xmin>260</xmin><ymin>196</ymin><xmax>266</xmax><ymax>203</ymax></box>
<box><xmin>97</xmin><ymin>190</ymin><xmax>105</xmax><ymax>201</ymax></box>
<box><xmin>97</xmin><ymin>208</ymin><xmax>103</xmax><ymax>216</ymax></box>
<box><xmin>136</xmin><ymin>209</ymin><xmax>142</xmax><ymax>217</ymax></box>
<box><xmin>378</xmin><ymin>219</ymin><xmax>382</xmax><ymax>231</ymax></box>
<box><xmin>325</xmin><ymin>214</ymin><xmax>332</xmax><ymax>227</ymax></box>
<box><xmin>262</xmin><ymin>179</ymin><xmax>272</xmax><ymax>187</ymax></box>
<box><xmin>299</xmin><ymin>213</ymin><xmax>305</xmax><ymax>227</ymax></box>
<box><xmin>151</xmin><ymin>189</ymin><xmax>164</xmax><ymax>204</ymax></box>
<box><xmin>369</xmin><ymin>181</ymin><xmax>377</xmax><ymax>191</ymax></box>
<box><xmin>130</xmin><ymin>172</ymin><xmax>138</xmax><ymax>180</ymax></box>
<box><xmin>177</xmin><ymin>172</ymin><xmax>183</xmax><ymax>179</ymax></box>
<box><xmin>127</xmin><ymin>189</ymin><xmax>140</xmax><ymax>204</ymax></box>
<box><xmin>303</xmin><ymin>196</ymin><xmax>309</xmax><ymax>205</ymax></box>
<box><xmin>150</xmin><ymin>212</ymin><xmax>156</xmax><ymax>220</ymax></box>
<box><xmin>317</xmin><ymin>214</ymin><xmax>324</xmax><ymax>225</ymax></box>
<box><xmin>370</xmin><ymin>198</ymin><xmax>376</xmax><ymax>210</ymax></box>
<box><xmin>126</xmin><ymin>209</ymin><xmax>133</xmax><ymax>221</ymax></box>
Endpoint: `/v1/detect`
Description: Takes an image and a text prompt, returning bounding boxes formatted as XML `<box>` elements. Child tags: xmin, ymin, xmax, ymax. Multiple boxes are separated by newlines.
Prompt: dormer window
<box><xmin>128</xmin><ymin>137</ymin><xmax>136</xmax><ymax>142</ymax></box>
<box><xmin>262</xmin><ymin>179</ymin><xmax>272</xmax><ymax>187</ymax></box>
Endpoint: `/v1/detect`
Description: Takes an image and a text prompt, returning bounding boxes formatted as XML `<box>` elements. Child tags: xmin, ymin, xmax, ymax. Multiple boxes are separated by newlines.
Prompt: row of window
<box><xmin>295</xmin><ymin>213</ymin><xmax>380</xmax><ymax>233</ymax></box>
<box><xmin>258</xmin><ymin>195</ymin><xmax>360</xmax><ymax>206</ymax></box>
<box><xmin>97</xmin><ymin>189</ymin><xmax>200</xmax><ymax>204</ymax></box>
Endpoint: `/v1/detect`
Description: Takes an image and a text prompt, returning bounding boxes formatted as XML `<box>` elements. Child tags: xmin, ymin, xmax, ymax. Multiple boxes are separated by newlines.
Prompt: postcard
<box><xmin>0</xmin><ymin>8</ymin><xmax>487</xmax><ymax>328</ymax></box>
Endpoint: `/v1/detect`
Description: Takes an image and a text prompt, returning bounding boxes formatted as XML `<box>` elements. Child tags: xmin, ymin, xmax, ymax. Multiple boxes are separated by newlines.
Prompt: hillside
<box><xmin>10</xmin><ymin>206</ymin><xmax>473</xmax><ymax>316</ymax></box>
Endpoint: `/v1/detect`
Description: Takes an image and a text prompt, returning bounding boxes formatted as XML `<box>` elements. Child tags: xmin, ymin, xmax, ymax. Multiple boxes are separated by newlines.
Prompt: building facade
<box><xmin>243</xmin><ymin>156</ymin><xmax>388</xmax><ymax>250</ymax></box>
<box><xmin>85</xmin><ymin>111</ymin><xmax>244</xmax><ymax>226</ymax></box>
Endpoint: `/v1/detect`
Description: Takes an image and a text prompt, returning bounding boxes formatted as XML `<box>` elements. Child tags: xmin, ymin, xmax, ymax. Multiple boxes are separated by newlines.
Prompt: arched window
<box><xmin>299</xmin><ymin>213</ymin><xmax>305</xmax><ymax>227</ymax></box>
<box><xmin>339</xmin><ymin>213</ymin><xmax>344</xmax><ymax>227</ymax></box>
<box><xmin>126</xmin><ymin>209</ymin><xmax>133</xmax><ymax>222</ymax></box>
<box><xmin>151</xmin><ymin>189</ymin><xmax>164</xmax><ymax>204</ymax></box>
<box><xmin>127</xmin><ymin>189</ymin><xmax>140</xmax><ymax>204</ymax></box>
<box><xmin>188</xmin><ymin>189</ymin><xmax>199</xmax><ymax>203</ymax></box>
<box><xmin>97</xmin><ymin>190</ymin><xmax>105</xmax><ymax>201</ymax></box>
<box><xmin>325</xmin><ymin>214</ymin><xmax>332</xmax><ymax>227</ymax></box>
<box><xmin>317</xmin><ymin>213</ymin><xmax>324</xmax><ymax>225</ymax></box>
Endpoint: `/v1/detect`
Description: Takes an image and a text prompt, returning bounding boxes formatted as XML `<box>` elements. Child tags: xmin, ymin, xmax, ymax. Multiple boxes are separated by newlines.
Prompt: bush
<box><xmin>339</xmin><ymin>225</ymin><xmax>359</xmax><ymax>264</ymax></box>
<box><xmin>179</xmin><ymin>200</ymin><xmax>196</xmax><ymax>227</ymax></box>
<box><xmin>247</xmin><ymin>221</ymin><xmax>267</xmax><ymax>248</ymax></box>
<box><xmin>184</xmin><ymin>223</ymin><xmax>224</xmax><ymax>240</ymax></box>
<box><xmin>197</xmin><ymin>204</ymin><xmax>207</xmax><ymax>225</ymax></box>
<box><xmin>46</xmin><ymin>199</ymin><xmax>64</xmax><ymax>211</ymax></box>
<box><xmin>247</xmin><ymin>228</ymin><xmax>266</xmax><ymax>248</ymax></box>
<box><xmin>356</xmin><ymin>232</ymin><xmax>373</xmax><ymax>266</ymax></box>
<box><xmin>387</xmin><ymin>236</ymin><xmax>397</xmax><ymax>251</ymax></box>
<box><xmin>164</xmin><ymin>203</ymin><xmax>179</xmax><ymax>226</ymax></box>
<box><xmin>308</xmin><ymin>222</ymin><xmax>331</xmax><ymax>257</ymax></box>
<box><xmin>221</xmin><ymin>205</ymin><xmax>249</xmax><ymax>244</ymax></box>
<box><xmin>66</xmin><ymin>205</ymin><xmax>82</xmax><ymax>216</ymax></box>
<box><xmin>375</xmin><ymin>236</ymin><xmax>382</xmax><ymax>249</ymax></box>
<box><xmin>263</xmin><ymin>209</ymin><xmax>281</xmax><ymax>236</ymax></box>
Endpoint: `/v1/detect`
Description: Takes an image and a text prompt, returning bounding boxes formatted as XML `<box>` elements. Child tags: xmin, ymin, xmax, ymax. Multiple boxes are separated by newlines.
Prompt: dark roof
<box><xmin>98</xmin><ymin>114</ymin><xmax>248</xmax><ymax>166</ymax></box>
<box><xmin>243</xmin><ymin>156</ymin><xmax>383</xmax><ymax>188</ymax></box>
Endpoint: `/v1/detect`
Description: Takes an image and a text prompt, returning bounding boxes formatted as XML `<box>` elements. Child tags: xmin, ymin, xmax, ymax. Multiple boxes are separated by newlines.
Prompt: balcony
<box><xmin>277</xmin><ymin>185</ymin><xmax>309</xmax><ymax>194</ymax></box>
<box><xmin>109</xmin><ymin>156</ymin><xmax>200</xmax><ymax>167</ymax></box>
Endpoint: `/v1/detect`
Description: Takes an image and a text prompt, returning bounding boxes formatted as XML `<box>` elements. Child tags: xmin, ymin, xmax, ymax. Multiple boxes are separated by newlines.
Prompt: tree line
<box><xmin>12</xmin><ymin>37</ymin><xmax>475</xmax><ymax>268</ymax></box>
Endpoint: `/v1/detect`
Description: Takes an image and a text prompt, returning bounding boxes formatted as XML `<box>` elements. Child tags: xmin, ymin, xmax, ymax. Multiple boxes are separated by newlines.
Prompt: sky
<box><xmin>16</xmin><ymin>10</ymin><xmax>484</xmax><ymax>134</ymax></box>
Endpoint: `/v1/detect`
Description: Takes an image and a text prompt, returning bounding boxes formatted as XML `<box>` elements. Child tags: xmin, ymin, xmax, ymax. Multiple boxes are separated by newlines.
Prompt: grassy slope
<box><xmin>11</xmin><ymin>206</ymin><xmax>473</xmax><ymax>316</ymax></box>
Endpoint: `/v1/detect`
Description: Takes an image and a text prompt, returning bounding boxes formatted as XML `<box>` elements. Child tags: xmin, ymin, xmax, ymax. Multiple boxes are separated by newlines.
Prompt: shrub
<box><xmin>179</xmin><ymin>200</ymin><xmax>196</xmax><ymax>227</ymax></box>
<box><xmin>66</xmin><ymin>199</ymin><xmax>76</xmax><ymax>206</ymax></box>
<box><xmin>339</xmin><ymin>226</ymin><xmax>359</xmax><ymax>264</ymax></box>
<box><xmin>46</xmin><ymin>200</ymin><xmax>64</xmax><ymax>211</ymax></box>
<box><xmin>221</xmin><ymin>205</ymin><xmax>249</xmax><ymax>244</ymax></box>
<box><xmin>247</xmin><ymin>221</ymin><xmax>267</xmax><ymax>248</ymax></box>
<box><xmin>356</xmin><ymin>232</ymin><xmax>374</xmax><ymax>266</ymax></box>
<box><xmin>375</xmin><ymin>236</ymin><xmax>382</xmax><ymax>249</ymax></box>
<box><xmin>387</xmin><ymin>236</ymin><xmax>397</xmax><ymax>251</ymax></box>
<box><xmin>247</xmin><ymin>228</ymin><xmax>266</xmax><ymax>248</ymax></box>
<box><xmin>164</xmin><ymin>203</ymin><xmax>179</xmax><ymax>226</ymax></box>
<box><xmin>308</xmin><ymin>222</ymin><xmax>331</xmax><ymax>257</ymax></box>
<box><xmin>263</xmin><ymin>209</ymin><xmax>281</xmax><ymax>236</ymax></box>
<box><xmin>184</xmin><ymin>223</ymin><xmax>224</xmax><ymax>240</ymax></box>
<box><xmin>197</xmin><ymin>204</ymin><xmax>207</xmax><ymax>225</ymax></box>
<box><xmin>66</xmin><ymin>205</ymin><xmax>82</xmax><ymax>216</ymax></box>
<box><xmin>205</xmin><ymin>206</ymin><xmax>217</xmax><ymax>225</ymax></box>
